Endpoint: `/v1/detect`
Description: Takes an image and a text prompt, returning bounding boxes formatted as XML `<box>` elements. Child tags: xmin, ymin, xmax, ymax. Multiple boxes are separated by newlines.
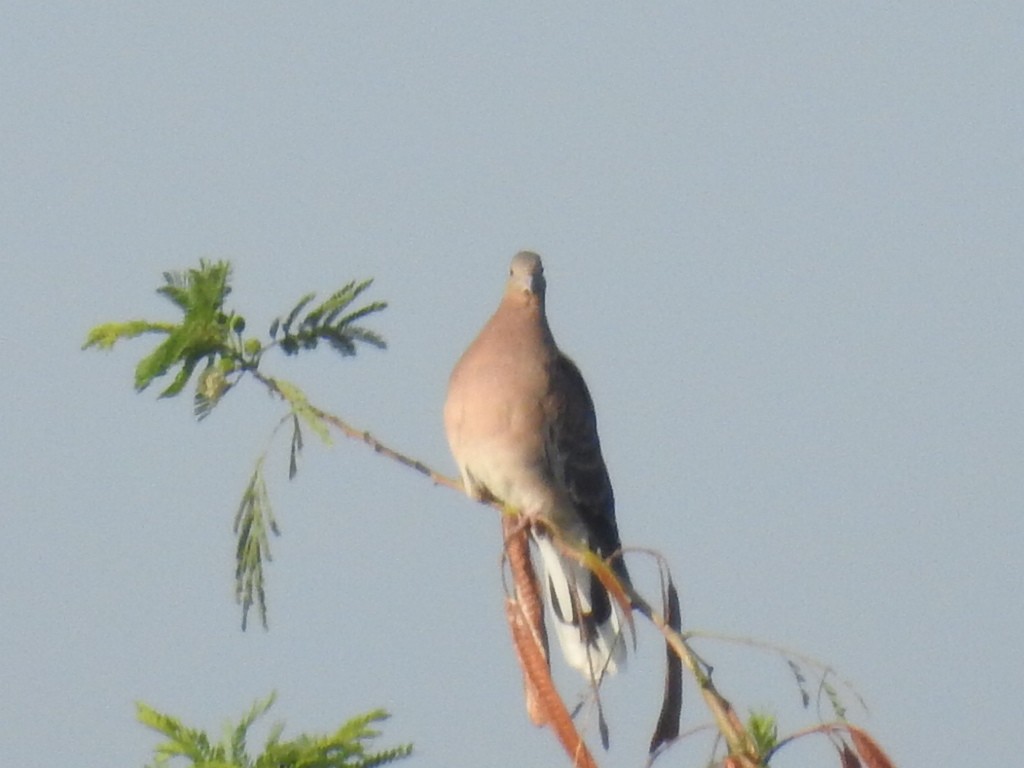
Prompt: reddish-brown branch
<box><xmin>847</xmin><ymin>725</ymin><xmax>895</xmax><ymax>768</ymax></box>
<box><xmin>505</xmin><ymin>596</ymin><xmax>596</xmax><ymax>768</ymax></box>
<box><xmin>502</xmin><ymin>515</ymin><xmax>549</xmax><ymax>726</ymax></box>
<box><xmin>766</xmin><ymin>722</ymin><xmax>895</xmax><ymax>768</ymax></box>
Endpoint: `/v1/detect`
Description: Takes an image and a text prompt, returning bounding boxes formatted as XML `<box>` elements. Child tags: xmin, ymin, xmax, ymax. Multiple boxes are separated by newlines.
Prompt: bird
<box><xmin>444</xmin><ymin>251</ymin><xmax>631</xmax><ymax>682</ymax></box>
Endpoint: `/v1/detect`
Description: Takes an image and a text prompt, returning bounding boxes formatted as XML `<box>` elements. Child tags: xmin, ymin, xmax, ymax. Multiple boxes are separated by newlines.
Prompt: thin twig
<box><xmin>684</xmin><ymin>630</ymin><xmax>867</xmax><ymax>714</ymax></box>
<box><xmin>252</xmin><ymin>370</ymin><xmax>464</xmax><ymax>492</ymax></box>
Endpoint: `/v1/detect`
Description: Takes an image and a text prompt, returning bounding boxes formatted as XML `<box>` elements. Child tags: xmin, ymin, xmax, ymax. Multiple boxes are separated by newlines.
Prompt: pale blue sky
<box><xmin>2</xmin><ymin>4</ymin><xmax>1022</xmax><ymax>767</ymax></box>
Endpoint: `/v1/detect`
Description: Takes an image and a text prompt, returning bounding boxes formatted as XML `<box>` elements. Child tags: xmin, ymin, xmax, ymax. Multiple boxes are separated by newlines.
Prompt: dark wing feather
<box><xmin>546</xmin><ymin>352</ymin><xmax>630</xmax><ymax>586</ymax></box>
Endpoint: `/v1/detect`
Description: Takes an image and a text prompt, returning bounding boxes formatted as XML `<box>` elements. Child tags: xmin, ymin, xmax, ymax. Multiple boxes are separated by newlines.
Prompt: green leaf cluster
<box><xmin>137</xmin><ymin>693</ymin><xmax>411</xmax><ymax>768</ymax></box>
<box><xmin>746</xmin><ymin>709</ymin><xmax>779</xmax><ymax>758</ymax></box>
<box><xmin>83</xmin><ymin>260</ymin><xmax>386</xmax><ymax>422</ymax></box>
<box><xmin>234</xmin><ymin>458</ymin><xmax>277</xmax><ymax>631</ymax></box>
<box><xmin>270</xmin><ymin>280</ymin><xmax>387</xmax><ymax>357</ymax></box>
<box><xmin>83</xmin><ymin>261</ymin><xmax>239</xmax><ymax>398</ymax></box>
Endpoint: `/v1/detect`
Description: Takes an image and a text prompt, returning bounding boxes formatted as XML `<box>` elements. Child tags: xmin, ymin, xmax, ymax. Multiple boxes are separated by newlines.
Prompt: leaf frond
<box><xmin>270</xmin><ymin>279</ymin><xmax>387</xmax><ymax>360</ymax></box>
<box><xmin>139</xmin><ymin>695</ymin><xmax>410</xmax><ymax>768</ymax></box>
<box><xmin>822</xmin><ymin>678</ymin><xmax>847</xmax><ymax>721</ymax></box>
<box><xmin>282</xmin><ymin>292</ymin><xmax>316</xmax><ymax>336</ymax></box>
<box><xmin>159</xmin><ymin>354</ymin><xmax>203</xmax><ymax>398</ymax></box>
<box><xmin>90</xmin><ymin>260</ymin><xmax>237</xmax><ymax>396</ymax></box>
<box><xmin>747</xmin><ymin>710</ymin><xmax>779</xmax><ymax>757</ymax></box>
<box><xmin>275</xmin><ymin>378</ymin><xmax>332</xmax><ymax>446</ymax></box>
<box><xmin>82</xmin><ymin>320</ymin><xmax>176</xmax><ymax>351</ymax></box>
<box><xmin>234</xmin><ymin>459</ymin><xmax>278</xmax><ymax>631</ymax></box>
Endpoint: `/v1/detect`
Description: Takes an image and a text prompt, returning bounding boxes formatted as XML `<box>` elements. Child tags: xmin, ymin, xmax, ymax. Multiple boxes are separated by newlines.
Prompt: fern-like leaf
<box><xmin>139</xmin><ymin>696</ymin><xmax>410</xmax><ymax>768</ymax></box>
<box><xmin>746</xmin><ymin>710</ymin><xmax>778</xmax><ymax>757</ymax></box>
<box><xmin>281</xmin><ymin>292</ymin><xmax>316</xmax><ymax>337</ymax></box>
<box><xmin>787</xmin><ymin>658</ymin><xmax>811</xmax><ymax>708</ymax></box>
<box><xmin>822</xmin><ymin>678</ymin><xmax>847</xmax><ymax>721</ymax></box>
<box><xmin>271</xmin><ymin>280</ymin><xmax>387</xmax><ymax>359</ymax></box>
<box><xmin>91</xmin><ymin>260</ymin><xmax>237</xmax><ymax>394</ymax></box>
<box><xmin>234</xmin><ymin>460</ymin><xmax>278</xmax><ymax>630</ymax></box>
<box><xmin>275</xmin><ymin>379</ymin><xmax>332</xmax><ymax>446</ymax></box>
<box><xmin>82</xmin><ymin>320</ymin><xmax>176</xmax><ymax>351</ymax></box>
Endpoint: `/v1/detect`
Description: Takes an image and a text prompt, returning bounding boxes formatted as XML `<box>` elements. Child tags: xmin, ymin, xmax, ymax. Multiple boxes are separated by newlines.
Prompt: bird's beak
<box><xmin>508</xmin><ymin>271</ymin><xmax>542</xmax><ymax>297</ymax></box>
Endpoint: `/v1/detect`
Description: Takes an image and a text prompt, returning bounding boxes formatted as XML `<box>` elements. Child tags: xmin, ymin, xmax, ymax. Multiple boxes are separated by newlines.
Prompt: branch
<box><xmin>251</xmin><ymin>370</ymin><xmax>460</xmax><ymax>493</ymax></box>
<box><xmin>630</xmin><ymin>593</ymin><xmax>760</xmax><ymax>767</ymax></box>
<box><xmin>505</xmin><ymin>581</ymin><xmax>595</xmax><ymax>767</ymax></box>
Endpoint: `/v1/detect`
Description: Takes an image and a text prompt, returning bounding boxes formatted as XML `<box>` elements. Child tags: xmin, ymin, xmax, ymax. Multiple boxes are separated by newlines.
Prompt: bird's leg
<box><xmin>502</xmin><ymin>502</ymin><xmax>557</xmax><ymax>545</ymax></box>
<box><xmin>501</xmin><ymin>502</ymin><xmax>534</xmax><ymax>533</ymax></box>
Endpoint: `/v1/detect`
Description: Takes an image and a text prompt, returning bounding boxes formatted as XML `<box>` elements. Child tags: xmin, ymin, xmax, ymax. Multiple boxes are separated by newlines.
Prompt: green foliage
<box><xmin>83</xmin><ymin>259</ymin><xmax>386</xmax><ymax>415</ymax></box>
<box><xmin>84</xmin><ymin>259</ymin><xmax>386</xmax><ymax>629</ymax></box>
<box><xmin>270</xmin><ymin>281</ymin><xmax>387</xmax><ymax>357</ymax></box>
<box><xmin>232</xmin><ymin>381</ymin><xmax>335</xmax><ymax>630</ymax></box>
<box><xmin>786</xmin><ymin>659</ymin><xmax>811</xmax><ymax>708</ymax></box>
<box><xmin>276</xmin><ymin>379</ymin><xmax>333</xmax><ymax>448</ymax></box>
<box><xmin>822</xmin><ymin>678</ymin><xmax>847</xmax><ymax>721</ymax></box>
<box><xmin>746</xmin><ymin>710</ymin><xmax>778</xmax><ymax>760</ymax></box>
<box><xmin>137</xmin><ymin>693</ymin><xmax>411</xmax><ymax>768</ymax></box>
<box><xmin>82</xmin><ymin>260</ymin><xmax>241</xmax><ymax>399</ymax></box>
<box><xmin>234</xmin><ymin>457</ymin><xmax>277</xmax><ymax>631</ymax></box>
<box><xmin>83</xmin><ymin>319</ymin><xmax>178</xmax><ymax>349</ymax></box>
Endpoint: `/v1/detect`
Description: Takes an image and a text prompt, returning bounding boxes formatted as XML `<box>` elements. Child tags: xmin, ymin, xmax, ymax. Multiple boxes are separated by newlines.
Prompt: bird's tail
<box><xmin>532</xmin><ymin>533</ymin><xmax>627</xmax><ymax>682</ymax></box>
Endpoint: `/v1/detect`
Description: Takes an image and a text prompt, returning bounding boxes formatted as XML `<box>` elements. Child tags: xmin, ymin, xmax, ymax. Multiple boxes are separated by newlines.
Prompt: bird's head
<box><xmin>506</xmin><ymin>251</ymin><xmax>546</xmax><ymax>304</ymax></box>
